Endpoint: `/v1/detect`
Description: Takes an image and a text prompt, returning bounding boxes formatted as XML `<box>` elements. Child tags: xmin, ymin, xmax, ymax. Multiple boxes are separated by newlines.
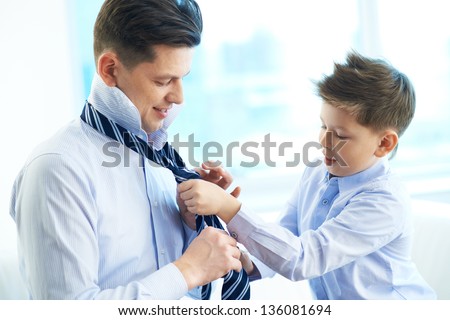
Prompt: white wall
<box><xmin>0</xmin><ymin>0</ymin><xmax>79</xmax><ymax>254</ymax></box>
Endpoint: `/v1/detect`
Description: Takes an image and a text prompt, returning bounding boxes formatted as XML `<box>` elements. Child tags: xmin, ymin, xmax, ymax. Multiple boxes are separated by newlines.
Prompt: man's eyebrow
<box><xmin>154</xmin><ymin>70</ymin><xmax>191</xmax><ymax>79</ymax></box>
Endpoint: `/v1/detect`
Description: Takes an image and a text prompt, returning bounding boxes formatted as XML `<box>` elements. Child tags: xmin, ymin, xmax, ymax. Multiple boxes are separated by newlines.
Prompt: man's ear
<box><xmin>97</xmin><ymin>52</ymin><xmax>120</xmax><ymax>87</ymax></box>
<box><xmin>374</xmin><ymin>129</ymin><xmax>398</xmax><ymax>157</ymax></box>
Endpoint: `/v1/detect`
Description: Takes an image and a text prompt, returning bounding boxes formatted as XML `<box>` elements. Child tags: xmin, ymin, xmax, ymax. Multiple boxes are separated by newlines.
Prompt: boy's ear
<box><xmin>97</xmin><ymin>52</ymin><xmax>120</xmax><ymax>87</ymax></box>
<box><xmin>375</xmin><ymin>130</ymin><xmax>398</xmax><ymax>157</ymax></box>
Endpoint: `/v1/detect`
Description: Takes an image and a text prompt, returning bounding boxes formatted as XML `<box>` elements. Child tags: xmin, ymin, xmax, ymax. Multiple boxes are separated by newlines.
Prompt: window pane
<box><xmin>73</xmin><ymin>0</ymin><xmax>450</xmax><ymax>211</ymax></box>
<box><xmin>375</xmin><ymin>0</ymin><xmax>450</xmax><ymax>203</ymax></box>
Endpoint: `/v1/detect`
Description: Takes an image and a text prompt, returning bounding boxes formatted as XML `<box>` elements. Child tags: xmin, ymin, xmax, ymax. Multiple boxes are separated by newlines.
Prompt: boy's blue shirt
<box><xmin>228</xmin><ymin>158</ymin><xmax>436</xmax><ymax>299</ymax></box>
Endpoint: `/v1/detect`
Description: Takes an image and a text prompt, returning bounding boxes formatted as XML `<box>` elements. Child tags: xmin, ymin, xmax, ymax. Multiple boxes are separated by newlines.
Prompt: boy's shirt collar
<box><xmin>323</xmin><ymin>158</ymin><xmax>390</xmax><ymax>192</ymax></box>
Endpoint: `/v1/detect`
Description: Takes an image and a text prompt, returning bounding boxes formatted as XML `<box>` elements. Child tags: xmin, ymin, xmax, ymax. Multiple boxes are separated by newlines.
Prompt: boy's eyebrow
<box><xmin>319</xmin><ymin>116</ymin><xmax>349</xmax><ymax>132</ymax></box>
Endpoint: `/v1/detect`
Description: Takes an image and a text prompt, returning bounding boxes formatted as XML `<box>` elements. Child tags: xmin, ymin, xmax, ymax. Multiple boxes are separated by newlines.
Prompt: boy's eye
<box><xmin>320</xmin><ymin>124</ymin><xmax>348</xmax><ymax>139</ymax></box>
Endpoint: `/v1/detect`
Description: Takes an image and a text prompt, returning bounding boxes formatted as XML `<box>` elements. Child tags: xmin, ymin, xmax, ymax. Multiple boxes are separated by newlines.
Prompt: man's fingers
<box><xmin>230</xmin><ymin>257</ymin><xmax>243</xmax><ymax>273</ymax></box>
<box><xmin>231</xmin><ymin>246</ymin><xmax>241</xmax><ymax>260</ymax></box>
<box><xmin>201</xmin><ymin>226</ymin><xmax>233</xmax><ymax>238</ymax></box>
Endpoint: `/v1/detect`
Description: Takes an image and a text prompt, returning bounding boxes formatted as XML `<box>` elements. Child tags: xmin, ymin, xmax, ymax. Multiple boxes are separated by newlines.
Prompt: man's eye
<box><xmin>156</xmin><ymin>80</ymin><xmax>172</xmax><ymax>86</ymax></box>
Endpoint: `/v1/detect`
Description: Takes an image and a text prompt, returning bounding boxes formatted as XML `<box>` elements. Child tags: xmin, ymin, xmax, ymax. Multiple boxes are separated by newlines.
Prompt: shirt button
<box><xmin>322</xmin><ymin>199</ymin><xmax>329</xmax><ymax>205</ymax></box>
<box><xmin>160</xmin><ymin>249</ymin><xmax>165</xmax><ymax>255</ymax></box>
<box><xmin>154</xmin><ymin>201</ymin><xmax>158</xmax><ymax>207</ymax></box>
<box><xmin>230</xmin><ymin>232</ymin><xmax>238</xmax><ymax>239</ymax></box>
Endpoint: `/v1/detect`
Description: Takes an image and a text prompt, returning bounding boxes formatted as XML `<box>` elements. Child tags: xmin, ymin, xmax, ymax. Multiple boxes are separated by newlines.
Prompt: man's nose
<box><xmin>167</xmin><ymin>79</ymin><xmax>184</xmax><ymax>104</ymax></box>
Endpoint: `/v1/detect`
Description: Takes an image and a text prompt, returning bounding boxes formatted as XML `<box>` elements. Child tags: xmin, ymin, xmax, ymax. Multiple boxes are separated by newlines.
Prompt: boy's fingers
<box><xmin>178</xmin><ymin>180</ymin><xmax>194</xmax><ymax>193</ymax></box>
<box><xmin>202</xmin><ymin>160</ymin><xmax>222</xmax><ymax>169</ymax></box>
<box><xmin>230</xmin><ymin>186</ymin><xmax>241</xmax><ymax>198</ymax></box>
<box><xmin>193</xmin><ymin>167</ymin><xmax>208</xmax><ymax>178</ymax></box>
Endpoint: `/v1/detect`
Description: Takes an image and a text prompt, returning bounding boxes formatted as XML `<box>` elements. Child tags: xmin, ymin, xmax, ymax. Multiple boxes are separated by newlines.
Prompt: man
<box><xmin>9</xmin><ymin>0</ymin><xmax>242</xmax><ymax>299</ymax></box>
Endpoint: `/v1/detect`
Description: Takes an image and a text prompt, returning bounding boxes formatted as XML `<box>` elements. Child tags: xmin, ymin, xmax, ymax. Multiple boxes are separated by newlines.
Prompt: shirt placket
<box><xmin>142</xmin><ymin>160</ymin><xmax>169</xmax><ymax>269</ymax></box>
<box><xmin>312</xmin><ymin>178</ymin><xmax>339</xmax><ymax>230</ymax></box>
<box><xmin>309</xmin><ymin>177</ymin><xmax>340</xmax><ymax>299</ymax></box>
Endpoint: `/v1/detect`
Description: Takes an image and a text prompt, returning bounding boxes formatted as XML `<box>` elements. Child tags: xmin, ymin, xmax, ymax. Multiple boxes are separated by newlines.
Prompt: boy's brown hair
<box><xmin>316</xmin><ymin>51</ymin><xmax>415</xmax><ymax>138</ymax></box>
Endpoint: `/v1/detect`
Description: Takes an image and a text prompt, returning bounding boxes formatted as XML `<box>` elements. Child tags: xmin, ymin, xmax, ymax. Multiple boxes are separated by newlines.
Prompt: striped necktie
<box><xmin>80</xmin><ymin>101</ymin><xmax>250</xmax><ymax>300</ymax></box>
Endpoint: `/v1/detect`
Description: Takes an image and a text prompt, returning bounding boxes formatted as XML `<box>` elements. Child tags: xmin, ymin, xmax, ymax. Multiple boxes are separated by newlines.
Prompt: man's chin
<box><xmin>143</xmin><ymin>123</ymin><xmax>163</xmax><ymax>134</ymax></box>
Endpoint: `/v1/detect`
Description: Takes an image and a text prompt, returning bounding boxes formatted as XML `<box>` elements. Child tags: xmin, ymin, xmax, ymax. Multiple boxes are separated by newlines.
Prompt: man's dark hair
<box><xmin>94</xmin><ymin>0</ymin><xmax>203</xmax><ymax>69</ymax></box>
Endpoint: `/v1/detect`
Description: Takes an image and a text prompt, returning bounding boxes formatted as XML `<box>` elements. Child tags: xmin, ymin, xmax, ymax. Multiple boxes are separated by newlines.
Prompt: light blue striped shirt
<box><xmin>228</xmin><ymin>159</ymin><xmax>437</xmax><ymax>299</ymax></box>
<box><xmin>9</xmin><ymin>75</ymin><xmax>199</xmax><ymax>299</ymax></box>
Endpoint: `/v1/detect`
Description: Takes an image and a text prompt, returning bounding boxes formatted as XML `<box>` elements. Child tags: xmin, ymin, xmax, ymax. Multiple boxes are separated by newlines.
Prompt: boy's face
<box><xmin>319</xmin><ymin>102</ymin><xmax>383</xmax><ymax>177</ymax></box>
<box><xmin>114</xmin><ymin>45</ymin><xmax>194</xmax><ymax>133</ymax></box>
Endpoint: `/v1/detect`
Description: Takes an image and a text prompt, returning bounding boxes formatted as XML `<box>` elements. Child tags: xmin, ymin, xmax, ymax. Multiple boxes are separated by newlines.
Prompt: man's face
<box><xmin>114</xmin><ymin>45</ymin><xmax>194</xmax><ymax>133</ymax></box>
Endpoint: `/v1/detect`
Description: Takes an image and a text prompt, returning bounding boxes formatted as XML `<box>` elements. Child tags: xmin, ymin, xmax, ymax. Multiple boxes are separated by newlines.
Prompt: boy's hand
<box><xmin>178</xmin><ymin>180</ymin><xmax>241</xmax><ymax>223</ymax></box>
<box><xmin>239</xmin><ymin>249</ymin><xmax>255</xmax><ymax>275</ymax></box>
<box><xmin>195</xmin><ymin>161</ymin><xmax>241</xmax><ymax>198</ymax></box>
<box><xmin>176</xmin><ymin>191</ymin><xmax>196</xmax><ymax>230</ymax></box>
<box><xmin>178</xmin><ymin>163</ymin><xmax>241</xmax><ymax>229</ymax></box>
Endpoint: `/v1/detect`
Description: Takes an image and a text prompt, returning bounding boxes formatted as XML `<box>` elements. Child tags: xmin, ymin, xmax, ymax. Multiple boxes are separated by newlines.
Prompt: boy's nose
<box><xmin>320</xmin><ymin>130</ymin><xmax>333</xmax><ymax>149</ymax></box>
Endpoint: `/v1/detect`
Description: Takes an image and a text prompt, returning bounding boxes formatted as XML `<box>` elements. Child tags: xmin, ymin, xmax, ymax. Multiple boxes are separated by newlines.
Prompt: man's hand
<box><xmin>173</xmin><ymin>227</ymin><xmax>242</xmax><ymax>290</ymax></box>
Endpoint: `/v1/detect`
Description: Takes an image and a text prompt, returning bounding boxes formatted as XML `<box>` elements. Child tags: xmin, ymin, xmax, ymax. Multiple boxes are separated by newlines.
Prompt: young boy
<box><xmin>178</xmin><ymin>52</ymin><xmax>437</xmax><ymax>299</ymax></box>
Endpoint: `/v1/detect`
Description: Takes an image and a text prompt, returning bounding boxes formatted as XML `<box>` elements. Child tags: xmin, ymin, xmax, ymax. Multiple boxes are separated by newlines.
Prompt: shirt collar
<box><xmin>87</xmin><ymin>73</ymin><xmax>182</xmax><ymax>150</ymax></box>
<box><xmin>322</xmin><ymin>158</ymin><xmax>391</xmax><ymax>192</ymax></box>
